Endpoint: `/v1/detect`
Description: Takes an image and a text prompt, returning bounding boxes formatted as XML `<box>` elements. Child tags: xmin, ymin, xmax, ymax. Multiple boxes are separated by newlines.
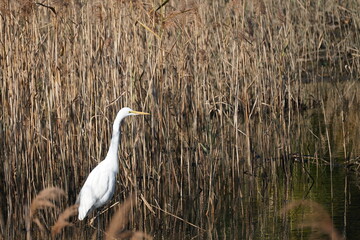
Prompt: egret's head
<box><xmin>121</xmin><ymin>107</ymin><xmax>150</xmax><ymax>117</ymax></box>
<box><xmin>112</xmin><ymin>107</ymin><xmax>149</xmax><ymax>133</ymax></box>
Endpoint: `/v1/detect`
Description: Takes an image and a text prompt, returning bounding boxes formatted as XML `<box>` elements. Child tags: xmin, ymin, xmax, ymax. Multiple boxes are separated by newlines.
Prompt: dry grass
<box><xmin>111</xmin><ymin>231</ymin><xmax>153</xmax><ymax>240</ymax></box>
<box><xmin>0</xmin><ymin>0</ymin><xmax>359</xmax><ymax>238</ymax></box>
<box><xmin>281</xmin><ymin>200</ymin><xmax>345</xmax><ymax>240</ymax></box>
<box><xmin>25</xmin><ymin>187</ymin><xmax>65</xmax><ymax>239</ymax></box>
<box><xmin>29</xmin><ymin>187</ymin><xmax>65</xmax><ymax>219</ymax></box>
<box><xmin>106</xmin><ymin>194</ymin><xmax>152</xmax><ymax>240</ymax></box>
<box><xmin>51</xmin><ymin>204</ymin><xmax>78</xmax><ymax>237</ymax></box>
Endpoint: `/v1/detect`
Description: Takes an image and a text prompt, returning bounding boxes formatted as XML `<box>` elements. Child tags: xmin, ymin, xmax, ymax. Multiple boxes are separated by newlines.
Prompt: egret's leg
<box><xmin>97</xmin><ymin>216</ymin><xmax>100</xmax><ymax>240</ymax></box>
<box><xmin>89</xmin><ymin>211</ymin><xmax>102</xmax><ymax>239</ymax></box>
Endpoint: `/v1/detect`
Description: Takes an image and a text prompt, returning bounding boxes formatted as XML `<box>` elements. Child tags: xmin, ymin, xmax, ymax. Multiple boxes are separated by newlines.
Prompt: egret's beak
<box><xmin>130</xmin><ymin>110</ymin><xmax>150</xmax><ymax>115</ymax></box>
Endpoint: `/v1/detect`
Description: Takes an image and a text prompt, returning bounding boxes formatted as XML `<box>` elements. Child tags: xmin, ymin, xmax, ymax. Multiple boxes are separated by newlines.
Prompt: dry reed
<box><xmin>281</xmin><ymin>200</ymin><xmax>345</xmax><ymax>240</ymax></box>
<box><xmin>25</xmin><ymin>187</ymin><xmax>65</xmax><ymax>239</ymax></box>
<box><xmin>0</xmin><ymin>0</ymin><xmax>359</xmax><ymax>238</ymax></box>
<box><xmin>51</xmin><ymin>204</ymin><xmax>78</xmax><ymax>237</ymax></box>
<box><xmin>29</xmin><ymin>188</ymin><xmax>65</xmax><ymax>219</ymax></box>
<box><xmin>106</xmin><ymin>194</ymin><xmax>152</xmax><ymax>240</ymax></box>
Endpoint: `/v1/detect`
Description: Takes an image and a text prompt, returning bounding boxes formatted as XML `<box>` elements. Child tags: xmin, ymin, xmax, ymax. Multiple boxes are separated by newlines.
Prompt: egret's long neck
<box><xmin>104</xmin><ymin>112</ymin><xmax>125</xmax><ymax>171</ymax></box>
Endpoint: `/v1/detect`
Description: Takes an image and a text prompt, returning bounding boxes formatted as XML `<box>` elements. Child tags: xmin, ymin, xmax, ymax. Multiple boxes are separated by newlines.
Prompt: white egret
<box><xmin>77</xmin><ymin>107</ymin><xmax>149</xmax><ymax>220</ymax></box>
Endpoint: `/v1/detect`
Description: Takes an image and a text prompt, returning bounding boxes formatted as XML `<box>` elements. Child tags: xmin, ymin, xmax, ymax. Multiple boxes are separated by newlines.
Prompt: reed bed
<box><xmin>0</xmin><ymin>0</ymin><xmax>359</xmax><ymax>239</ymax></box>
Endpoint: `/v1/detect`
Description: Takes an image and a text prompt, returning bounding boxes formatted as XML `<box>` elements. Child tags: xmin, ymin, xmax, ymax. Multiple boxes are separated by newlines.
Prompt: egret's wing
<box><xmin>96</xmin><ymin>171</ymin><xmax>116</xmax><ymax>207</ymax></box>
<box><xmin>77</xmin><ymin>163</ymin><xmax>114</xmax><ymax>220</ymax></box>
<box><xmin>78</xmin><ymin>185</ymin><xmax>97</xmax><ymax>220</ymax></box>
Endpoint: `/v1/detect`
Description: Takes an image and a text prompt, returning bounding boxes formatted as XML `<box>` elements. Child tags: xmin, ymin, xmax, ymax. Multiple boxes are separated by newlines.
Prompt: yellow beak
<box><xmin>129</xmin><ymin>110</ymin><xmax>150</xmax><ymax>115</ymax></box>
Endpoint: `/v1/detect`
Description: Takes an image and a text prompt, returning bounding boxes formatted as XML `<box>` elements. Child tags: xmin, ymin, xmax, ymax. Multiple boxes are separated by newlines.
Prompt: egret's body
<box><xmin>77</xmin><ymin>107</ymin><xmax>149</xmax><ymax>220</ymax></box>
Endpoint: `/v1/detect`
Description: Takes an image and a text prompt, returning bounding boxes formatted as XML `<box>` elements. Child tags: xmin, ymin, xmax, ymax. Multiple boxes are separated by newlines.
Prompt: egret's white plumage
<box><xmin>77</xmin><ymin>107</ymin><xmax>149</xmax><ymax>220</ymax></box>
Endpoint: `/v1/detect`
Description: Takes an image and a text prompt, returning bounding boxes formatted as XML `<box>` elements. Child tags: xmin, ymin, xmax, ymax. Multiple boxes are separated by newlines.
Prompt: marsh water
<box><xmin>148</xmin><ymin>161</ymin><xmax>360</xmax><ymax>240</ymax></box>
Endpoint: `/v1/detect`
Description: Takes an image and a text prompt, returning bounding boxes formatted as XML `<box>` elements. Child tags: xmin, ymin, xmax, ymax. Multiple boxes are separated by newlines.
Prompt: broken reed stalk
<box><xmin>243</xmin><ymin>84</ymin><xmax>253</xmax><ymax>173</ymax></box>
<box><xmin>321</xmin><ymin>98</ymin><xmax>334</xmax><ymax>201</ymax></box>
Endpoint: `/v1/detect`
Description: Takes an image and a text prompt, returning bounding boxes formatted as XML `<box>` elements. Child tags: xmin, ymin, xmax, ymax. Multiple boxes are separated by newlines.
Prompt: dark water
<box><xmin>236</xmin><ymin>164</ymin><xmax>360</xmax><ymax>240</ymax></box>
<box><xmin>162</xmin><ymin>162</ymin><xmax>360</xmax><ymax>240</ymax></box>
<box><xmin>291</xmin><ymin>164</ymin><xmax>360</xmax><ymax>239</ymax></box>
